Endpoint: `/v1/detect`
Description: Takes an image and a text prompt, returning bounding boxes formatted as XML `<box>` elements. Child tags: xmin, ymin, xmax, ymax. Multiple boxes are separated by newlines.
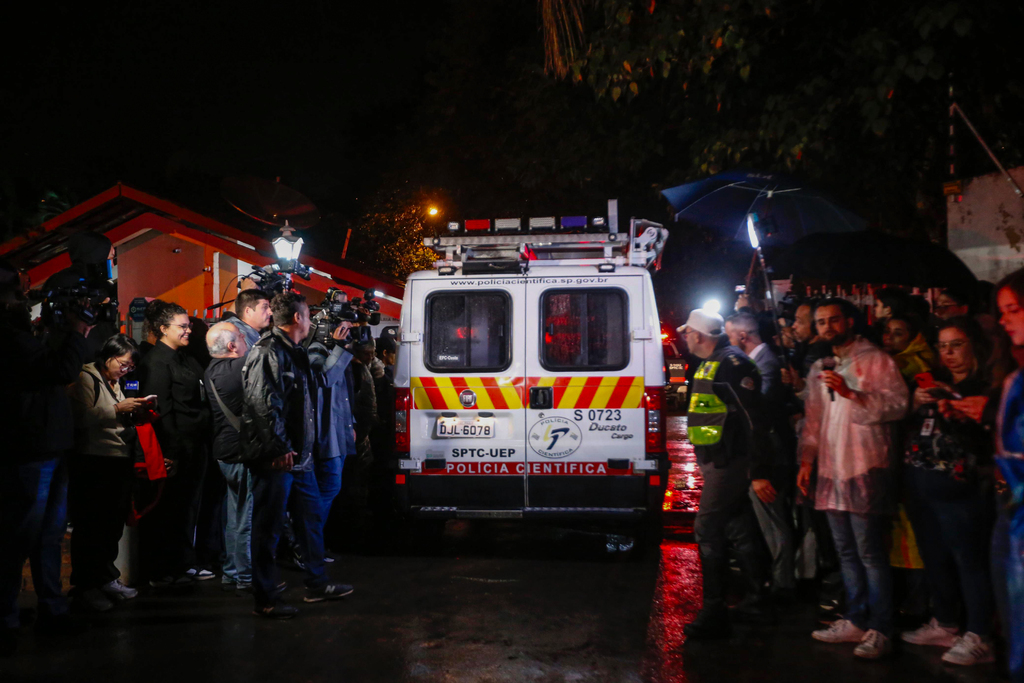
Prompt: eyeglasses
<box><xmin>167</xmin><ymin>323</ymin><xmax>193</xmax><ymax>331</ymax></box>
<box><xmin>937</xmin><ymin>340</ymin><xmax>968</xmax><ymax>352</ymax></box>
<box><xmin>112</xmin><ymin>359</ymin><xmax>135</xmax><ymax>372</ymax></box>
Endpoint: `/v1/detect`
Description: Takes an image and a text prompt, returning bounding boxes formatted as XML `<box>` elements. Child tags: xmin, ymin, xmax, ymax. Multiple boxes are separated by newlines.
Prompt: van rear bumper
<box><xmin>408</xmin><ymin>506</ymin><xmax>647</xmax><ymax>521</ymax></box>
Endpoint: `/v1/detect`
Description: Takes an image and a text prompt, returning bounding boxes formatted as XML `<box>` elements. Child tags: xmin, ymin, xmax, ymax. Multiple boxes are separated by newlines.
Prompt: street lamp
<box><xmin>427</xmin><ymin>206</ymin><xmax>439</xmax><ymax>216</ymax></box>
<box><xmin>272</xmin><ymin>234</ymin><xmax>304</xmax><ymax>261</ymax></box>
<box><xmin>702</xmin><ymin>299</ymin><xmax>722</xmax><ymax>315</ymax></box>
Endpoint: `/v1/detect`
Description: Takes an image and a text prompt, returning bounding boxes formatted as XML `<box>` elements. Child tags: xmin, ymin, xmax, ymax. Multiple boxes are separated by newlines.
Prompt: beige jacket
<box><xmin>69</xmin><ymin>362</ymin><xmax>130</xmax><ymax>458</ymax></box>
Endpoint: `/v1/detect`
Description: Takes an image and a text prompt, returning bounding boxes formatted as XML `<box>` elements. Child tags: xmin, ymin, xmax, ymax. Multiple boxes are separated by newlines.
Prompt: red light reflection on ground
<box><xmin>663</xmin><ymin>416</ymin><xmax>703</xmax><ymax>532</ymax></box>
<box><xmin>641</xmin><ymin>539</ymin><xmax>702</xmax><ymax>682</ymax></box>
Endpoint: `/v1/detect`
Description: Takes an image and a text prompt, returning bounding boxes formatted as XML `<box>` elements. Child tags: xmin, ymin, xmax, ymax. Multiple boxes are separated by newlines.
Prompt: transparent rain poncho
<box><xmin>800</xmin><ymin>337</ymin><xmax>909</xmax><ymax>515</ymax></box>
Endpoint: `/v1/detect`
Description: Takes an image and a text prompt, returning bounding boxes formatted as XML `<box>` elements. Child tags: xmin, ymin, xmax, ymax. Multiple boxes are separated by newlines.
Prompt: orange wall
<box><xmin>117</xmin><ymin>232</ymin><xmax>209</xmax><ymax>317</ymax></box>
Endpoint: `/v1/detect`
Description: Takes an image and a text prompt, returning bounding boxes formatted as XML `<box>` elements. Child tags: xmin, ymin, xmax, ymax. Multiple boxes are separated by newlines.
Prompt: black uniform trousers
<box><xmin>694</xmin><ymin>454</ymin><xmax>765</xmax><ymax>611</ymax></box>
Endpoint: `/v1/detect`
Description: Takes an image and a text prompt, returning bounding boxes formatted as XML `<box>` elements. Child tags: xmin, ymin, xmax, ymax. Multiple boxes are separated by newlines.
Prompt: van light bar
<box><xmin>529</xmin><ymin>216</ymin><xmax>556</xmax><ymax>232</ymax></box>
<box><xmin>560</xmin><ymin>215</ymin><xmax>587</xmax><ymax>230</ymax></box>
<box><xmin>465</xmin><ymin>219</ymin><xmax>490</xmax><ymax>232</ymax></box>
<box><xmin>494</xmin><ymin>218</ymin><xmax>522</xmax><ymax>232</ymax></box>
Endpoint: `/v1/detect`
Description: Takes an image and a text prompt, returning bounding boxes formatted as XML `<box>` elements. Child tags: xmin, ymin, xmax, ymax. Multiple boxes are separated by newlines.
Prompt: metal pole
<box><xmin>951</xmin><ymin>102</ymin><xmax>1024</xmax><ymax>200</ymax></box>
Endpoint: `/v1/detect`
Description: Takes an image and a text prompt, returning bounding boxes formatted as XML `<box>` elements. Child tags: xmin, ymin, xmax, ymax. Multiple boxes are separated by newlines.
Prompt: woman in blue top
<box><xmin>986</xmin><ymin>270</ymin><xmax>1024</xmax><ymax>683</ymax></box>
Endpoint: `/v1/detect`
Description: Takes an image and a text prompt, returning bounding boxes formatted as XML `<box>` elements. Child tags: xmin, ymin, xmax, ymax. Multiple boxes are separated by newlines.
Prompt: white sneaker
<box><xmin>901</xmin><ymin>617</ymin><xmax>959</xmax><ymax>647</ymax></box>
<box><xmin>187</xmin><ymin>568</ymin><xmax>216</xmax><ymax>581</ymax></box>
<box><xmin>853</xmin><ymin>630</ymin><xmax>892</xmax><ymax>659</ymax></box>
<box><xmin>812</xmin><ymin>618</ymin><xmax>866</xmax><ymax>643</ymax></box>
<box><xmin>100</xmin><ymin>580</ymin><xmax>138</xmax><ymax>601</ymax></box>
<box><xmin>941</xmin><ymin>633</ymin><xmax>995</xmax><ymax>666</ymax></box>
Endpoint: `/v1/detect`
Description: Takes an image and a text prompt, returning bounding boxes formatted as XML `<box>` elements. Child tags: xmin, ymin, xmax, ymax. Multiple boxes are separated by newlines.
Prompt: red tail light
<box><xmin>643</xmin><ymin>385</ymin><xmax>665</xmax><ymax>453</ymax></box>
<box><xmin>395</xmin><ymin>387</ymin><xmax>411</xmax><ymax>453</ymax></box>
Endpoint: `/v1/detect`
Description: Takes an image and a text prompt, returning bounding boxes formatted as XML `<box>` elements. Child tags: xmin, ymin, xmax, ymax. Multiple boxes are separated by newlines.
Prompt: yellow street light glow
<box><xmin>427</xmin><ymin>207</ymin><xmax>439</xmax><ymax>216</ymax></box>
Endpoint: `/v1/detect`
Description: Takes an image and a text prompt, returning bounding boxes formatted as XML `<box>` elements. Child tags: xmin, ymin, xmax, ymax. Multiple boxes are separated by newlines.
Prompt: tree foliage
<box><xmin>348</xmin><ymin>188</ymin><xmax>441</xmax><ymax>280</ymax></box>
<box><xmin>545</xmin><ymin>0</ymin><xmax>1024</xmax><ymax>238</ymax></box>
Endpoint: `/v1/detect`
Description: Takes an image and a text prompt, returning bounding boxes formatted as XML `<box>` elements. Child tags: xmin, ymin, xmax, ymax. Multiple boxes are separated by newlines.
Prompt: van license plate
<box><xmin>436</xmin><ymin>417</ymin><xmax>495</xmax><ymax>438</ymax></box>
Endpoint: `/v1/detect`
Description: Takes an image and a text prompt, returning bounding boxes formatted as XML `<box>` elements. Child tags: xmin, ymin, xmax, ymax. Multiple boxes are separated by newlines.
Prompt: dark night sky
<box><xmin>3</xmin><ymin>1</ymin><xmax>445</xmax><ymax>226</ymax></box>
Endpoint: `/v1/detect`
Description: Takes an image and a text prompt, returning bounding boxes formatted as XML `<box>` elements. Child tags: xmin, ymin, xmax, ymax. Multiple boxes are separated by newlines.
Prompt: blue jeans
<box><xmin>904</xmin><ymin>467</ymin><xmax>995</xmax><ymax>636</ymax></box>
<box><xmin>826</xmin><ymin>511</ymin><xmax>893</xmax><ymax>635</ymax></box>
<box><xmin>0</xmin><ymin>457</ymin><xmax>69</xmax><ymax>628</ymax></box>
<box><xmin>315</xmin><ymin>456</ymin><xmax>344</xmax><ymax>521</ymax></box>
<box><xmin>250</xmin><ymin>467</ymin><xmax>327</xmax><ymax>607</ymax></box>
<box><xmin>218</xmin><ymin>462</ymin><xmax>252</xmax><ymax>585</ymax></box>
<box><xmin>992</xmin><ymin>505</ymin><xmax>1024</xmax><ymax>683</ymax></box>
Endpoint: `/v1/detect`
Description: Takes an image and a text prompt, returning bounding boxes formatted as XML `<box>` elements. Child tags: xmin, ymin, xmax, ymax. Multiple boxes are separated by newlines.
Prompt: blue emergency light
<box><xmin>560</xmin><ymin>216</ymin><xmax>587</xmax><ymax>230</ymax></box>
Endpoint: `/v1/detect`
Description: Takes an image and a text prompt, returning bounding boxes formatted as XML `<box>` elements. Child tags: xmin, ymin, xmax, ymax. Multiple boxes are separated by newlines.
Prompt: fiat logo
<box><xmin>459</xmin><ymin>389</ymin><xmax>477</xmax><ymax>408</ymax></box>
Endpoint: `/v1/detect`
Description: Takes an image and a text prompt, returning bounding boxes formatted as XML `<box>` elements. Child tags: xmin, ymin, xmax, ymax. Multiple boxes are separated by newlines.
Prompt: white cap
<box><xmin>677</xmin><ymin>309</ymin><xmax>725</xmax><ymax>337</ymax></box>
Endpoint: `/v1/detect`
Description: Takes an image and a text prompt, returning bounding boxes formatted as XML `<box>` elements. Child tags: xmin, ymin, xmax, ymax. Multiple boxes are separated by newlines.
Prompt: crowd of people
<box><xmin>678</xmin><ymin>278</ymin><xmax>1023</xmax><ymax>680</ymax></box>
<box><xmin>1</xmin><ymin>235</ymin><xmax>400</xmax><ymax>656</ymax></box>
<box><xmin>2</xmin><ymin>230</ymin><xmax>1022</xmax><ymax>678</ymax></box>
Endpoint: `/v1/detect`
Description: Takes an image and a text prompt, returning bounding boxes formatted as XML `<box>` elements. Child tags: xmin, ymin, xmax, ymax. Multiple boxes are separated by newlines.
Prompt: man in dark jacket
<box><xmin>0</xmin><ymin>263</ymin><xmax>92</xmax><ymax>655</ymax></box>
<box><xmin>678</xmin><ymin>308</ymin><xmax>770</xmax><ymax>639</ymax></box>
<box><xmin>242</xmin><ymin>291</ymin><xmax>352</xmax><ymax>618</ymax></box>
<box><xmin>205</xmin><ymin>322</ymin><xmax>252</xmax><ymax>593</ymax></box>
<box><xmin>726</xmin><ymin>312</ymin><xmax>798</xmax><ymax>601</ymax></box>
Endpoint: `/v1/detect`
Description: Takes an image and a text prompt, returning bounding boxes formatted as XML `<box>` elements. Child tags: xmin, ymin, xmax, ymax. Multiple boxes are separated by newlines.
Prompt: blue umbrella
<box><xmin>661</xmin><ymin>169</ymin><xmax>866</xmax><ymax>244</ymax></box>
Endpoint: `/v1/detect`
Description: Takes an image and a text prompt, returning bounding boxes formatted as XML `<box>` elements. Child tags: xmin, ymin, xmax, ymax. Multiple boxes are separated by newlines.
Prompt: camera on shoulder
<box><xmin>34</xmin><ymin>283</ymin><xmax>118</xmax><ymax>329</ymax></box>
<box><xmin>310</xmin><ymin>287</ymin><xmax>381</xmax><ymax>348</ymax></box>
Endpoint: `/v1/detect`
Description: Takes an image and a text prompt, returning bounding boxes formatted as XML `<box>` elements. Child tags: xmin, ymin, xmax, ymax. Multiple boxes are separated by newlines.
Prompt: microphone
<box><xmin>822</xmin><ymin>357</ymin><xmax>837</xmax><ymax>401</ymax></box>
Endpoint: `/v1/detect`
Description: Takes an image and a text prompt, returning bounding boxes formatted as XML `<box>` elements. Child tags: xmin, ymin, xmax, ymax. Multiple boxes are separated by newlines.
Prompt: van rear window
<box><xmin>541</xmin><ymin>289</ymin><xmax>628</xmax><ymax>371</ymax></box>
<box><xmin>425</xmin><ymin>291</ymin><xmax>511</xmax><ymax>372</ymax></box>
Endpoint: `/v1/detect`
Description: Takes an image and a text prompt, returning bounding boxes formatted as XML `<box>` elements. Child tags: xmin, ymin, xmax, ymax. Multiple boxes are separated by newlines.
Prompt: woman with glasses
<box><xmin>900</xmin><ymin>316</ymin><xmax>999</xmax><ymax>666</ymax></box>
<box><xmin>137</xmin><ymin>302</ymin><xmax>212</xmax><ymax>586</ymax></box>
<box><xmin>67</xmin><ymin>334</ymin><xmax>148</xmax><ymax>611</ymax></box>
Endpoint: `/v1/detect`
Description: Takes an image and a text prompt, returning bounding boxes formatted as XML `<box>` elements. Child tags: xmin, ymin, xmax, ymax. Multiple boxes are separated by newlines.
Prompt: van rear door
<box><xmin>523</xmin><ymin>275</ymin><xmax>648</xmax><ymax>511</ymax></box>
<box><xmin>406</xmin><ymin>280</ymin><xmax>527</xmax><ymax>511</ymax></box>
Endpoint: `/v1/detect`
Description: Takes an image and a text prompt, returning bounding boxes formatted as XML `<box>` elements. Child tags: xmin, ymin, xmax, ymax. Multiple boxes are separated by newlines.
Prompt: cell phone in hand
<box><xmin>927</xmin><ymin>387</ymin><xmax>962</xmax><ymax>400</ymax></box>
<box><xmin>915</xmin><ymin>373</ymin><xmax>935</xmax><ymax>389</ymax></box>
<box><xmin>142</xmin><ymin>394</ymin><xmax>157</xmax><ymax>403</ymax></box>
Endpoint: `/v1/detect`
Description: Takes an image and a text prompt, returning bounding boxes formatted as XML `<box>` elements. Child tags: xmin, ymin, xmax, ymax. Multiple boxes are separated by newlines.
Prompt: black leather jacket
<box><xmin>241</xmin><ymin>327</ymin><xmax>315</xmax><ymax>471</ymax></box>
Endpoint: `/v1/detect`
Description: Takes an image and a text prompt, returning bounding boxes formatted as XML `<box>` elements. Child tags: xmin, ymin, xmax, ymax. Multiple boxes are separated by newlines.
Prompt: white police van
<box><xmin>393</xmin><ymin>210</ymin><xmax>669</xmax><ymax>525</ymax></box>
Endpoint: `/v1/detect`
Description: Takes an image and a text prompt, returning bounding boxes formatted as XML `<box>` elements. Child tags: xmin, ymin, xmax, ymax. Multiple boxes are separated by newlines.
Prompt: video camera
<box><xmin>244</xmin><ymin>262</ymin><xmax>311</xmax><ymax>295</ymax></box>
<box><xmin>34</xmin><ymin>283</ymin><xmax>119</xmax><ymax>329</ymax></box>
<box><xmin>310</xmin><ymin>287</ymin><xmax>381</xmax><ymax>348</ymax></box>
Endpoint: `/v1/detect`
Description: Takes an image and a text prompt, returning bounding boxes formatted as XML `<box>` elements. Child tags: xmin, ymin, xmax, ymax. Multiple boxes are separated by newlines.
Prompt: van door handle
<box><xmin>529</xmin><ymin>386</ymin><xmax>553</xmax><ymax>410</ymax></box>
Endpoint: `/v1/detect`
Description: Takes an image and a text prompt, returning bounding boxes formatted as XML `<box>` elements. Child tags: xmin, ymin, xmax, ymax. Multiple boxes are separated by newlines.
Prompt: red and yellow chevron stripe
<box><xmin>411</xmin><ymin>376</ymin><xmax>524</xmax><ymax>410</ymax></box>
<box><xmin>410</xmin><ymin>376</ymin><xmax>645</xmax><ymax>410</ymax></box>
<box><xmin>528</xmin><ymin>376</ymin><xmax>644</xmax><ymax>409</ymax></box>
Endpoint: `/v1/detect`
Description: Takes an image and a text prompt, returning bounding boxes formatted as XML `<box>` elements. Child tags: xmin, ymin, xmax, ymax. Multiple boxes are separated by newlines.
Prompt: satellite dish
<box><xmin>221</xmin><ymin>176</ymin><xmax>320</xmax><ymax>229</ymax></box>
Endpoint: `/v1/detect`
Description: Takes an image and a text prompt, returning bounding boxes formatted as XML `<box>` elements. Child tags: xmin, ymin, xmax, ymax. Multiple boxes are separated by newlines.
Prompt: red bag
<box><xmin>133</xmin><ymin>421</ymin><xmax>168</xmax><ymax>481</ymax></box>
<box><xmin>128</xmin><ymin>421</ymin><xmax>168</xmax><ymax>526</ymax></box>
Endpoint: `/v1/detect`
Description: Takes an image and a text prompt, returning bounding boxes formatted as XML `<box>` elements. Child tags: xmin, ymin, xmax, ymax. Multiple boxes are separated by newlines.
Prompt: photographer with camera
<box><xmin>242</xmin><ymin>291</ymin><xmax>353</xmax><ymax>618</ymax></box>
<box><xmin>306</xmin><ymin>304</ymin><xmax>357</xmax><ymax>551</ymax></box>
<box><xmin>0</xmin><ymin>259</ymin><xmax>93</xmax><ymax>656</ymax></box>
<box><xmin>44</xmin><ymin>232</ymin><xmax>119</xmax><ymax>362</ymax></box>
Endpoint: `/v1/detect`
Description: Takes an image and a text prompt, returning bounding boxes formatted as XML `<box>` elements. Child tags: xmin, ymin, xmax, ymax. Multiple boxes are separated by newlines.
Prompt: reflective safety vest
<box><xmin>688</xmin><ymin>359</ymin><xmax>728</xmax><ymax>445</ymax></box>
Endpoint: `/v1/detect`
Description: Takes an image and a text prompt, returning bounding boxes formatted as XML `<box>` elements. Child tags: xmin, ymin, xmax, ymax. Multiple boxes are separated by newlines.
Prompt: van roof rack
<box><xmin>424</xmin><ymin>219</ymin><xmax>668</xmax><ymax>274</ymax></box>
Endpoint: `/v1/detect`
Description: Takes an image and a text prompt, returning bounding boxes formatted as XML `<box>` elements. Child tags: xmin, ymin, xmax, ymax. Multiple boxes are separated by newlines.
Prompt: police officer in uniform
<box><xmin>679</xmin><ymin>308</ymin><xmax>771</xmax><ymax>639</ymax></box>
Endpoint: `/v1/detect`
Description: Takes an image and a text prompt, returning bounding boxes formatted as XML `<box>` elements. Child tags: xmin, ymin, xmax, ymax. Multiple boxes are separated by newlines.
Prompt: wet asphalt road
<box><xmin>4</xmin><ymin>417</ymin><xmax>1001</xmax><ymax>682</ymax></box>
